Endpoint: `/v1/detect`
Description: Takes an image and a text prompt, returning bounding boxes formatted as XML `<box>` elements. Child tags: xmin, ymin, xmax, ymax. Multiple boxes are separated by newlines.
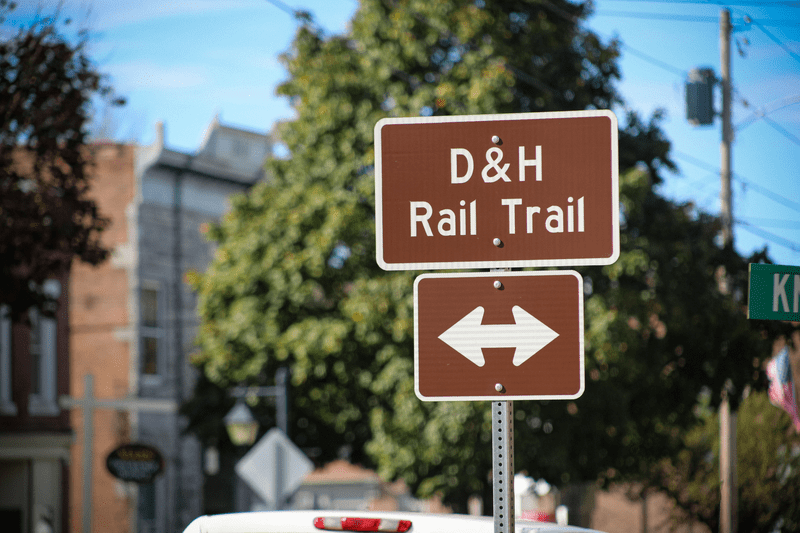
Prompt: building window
<box><xmin>28</xmin><ymin>306</ymin><xmax>58</xmax><ymax>416</ymax></box>
<box><xmin>0</xmin><ymin>305</ymin><xmax>16</xmax><ymax>415</ymax></box>
<box><xmin>30</xmin><ymin>309</ymin><xmax>42</xmax><ymax>393</ymax></box>
<box><xmin>142</xmin><ymin>337</ymin><xmax>158</xmax><ymax>375</ymax></box>
<box><xmin>141</xmin><ymin>285</ymin><xmax>162</xmax><ymax>376</ymax></box>
<box><xmin>232</xmin><ymin>138</ymin><xmax>249</xmax><ymax>158</ymax></box>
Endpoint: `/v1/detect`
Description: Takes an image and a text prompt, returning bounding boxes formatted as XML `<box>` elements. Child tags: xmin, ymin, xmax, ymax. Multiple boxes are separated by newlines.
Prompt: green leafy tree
<box><xmin>364</xmin><ymin>165</ymin><xmax>767</xmax><ymax>507</ymax></box>
<box><xmin>187</xmin><ymin>0</ymin><xmax>768</xmax><ymax>511</ymax></box>
<box><xmin>0</xmin><ymin>4</ymin><xmax>121</xmax><ymax>316</ymax></box>
<box><xmin>650</xmin><ymin>390</ymin><xmax>800</xmax><ymax>532</ymax></box>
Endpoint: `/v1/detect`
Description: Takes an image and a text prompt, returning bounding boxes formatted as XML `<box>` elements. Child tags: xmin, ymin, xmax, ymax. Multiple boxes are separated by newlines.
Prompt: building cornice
<box><xmin>0</xmin><ymin>432</ymin><xmax>73</xmax><ymax>461</ymax></box>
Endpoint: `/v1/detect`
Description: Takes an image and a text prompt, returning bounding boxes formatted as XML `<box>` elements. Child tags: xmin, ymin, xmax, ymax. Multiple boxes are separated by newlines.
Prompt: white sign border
<box><xmin>413</xmin><ymin>270</ymin><xmax>585</xmax><ymax>402</ymax></box>
<box><xmin>375</xmin><ymin>109</ymin><xmax>620</xmax><ymax>271</ymax></box>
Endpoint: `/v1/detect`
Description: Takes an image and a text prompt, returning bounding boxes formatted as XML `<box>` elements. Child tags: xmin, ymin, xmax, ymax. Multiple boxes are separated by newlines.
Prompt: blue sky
<box><xmin>8</xmin><ymin>0</ymin><xmax>800</xmax><ymax>267</ymax></box>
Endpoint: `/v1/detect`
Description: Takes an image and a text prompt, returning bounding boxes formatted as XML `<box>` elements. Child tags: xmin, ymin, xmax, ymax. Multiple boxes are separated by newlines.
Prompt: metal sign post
<box><xmin>490</xmin><ymin>267</ymin><xmax>515</xmax><ymax>533</ymax></box>
<box><xmin>492</xmin><ymin>401</ymin><xmax>515</xmax><ymax>533</ymax></box>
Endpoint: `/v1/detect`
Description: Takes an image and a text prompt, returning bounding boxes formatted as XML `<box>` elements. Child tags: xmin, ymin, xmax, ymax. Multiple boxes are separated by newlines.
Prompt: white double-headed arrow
<box><xmin>438</xmin><ymin>306</ymin><xmax>559</xmax><ymax>367</ymax></box>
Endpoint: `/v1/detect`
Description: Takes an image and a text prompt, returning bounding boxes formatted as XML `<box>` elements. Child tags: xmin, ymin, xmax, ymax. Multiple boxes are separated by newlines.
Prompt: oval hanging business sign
<box><xmin>106</xmin><ymin>443</ymin><xmax>164</xmax><ymax>483</ymax></box>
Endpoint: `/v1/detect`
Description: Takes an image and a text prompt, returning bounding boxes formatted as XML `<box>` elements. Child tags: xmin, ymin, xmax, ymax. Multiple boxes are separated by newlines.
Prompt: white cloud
<box><xmin>108</xmin><ymin>60</ymin><xmax>210</xmax><ymax>90</ymax></box>
<box><xmin>68</xmin><ymin>0</ymin><xmax>255</xmax><ymax>31</ymax></box>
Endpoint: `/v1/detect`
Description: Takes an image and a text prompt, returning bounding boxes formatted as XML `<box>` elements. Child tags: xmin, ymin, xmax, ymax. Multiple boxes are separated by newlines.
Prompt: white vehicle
<box><xmin>182</xmin><ymin>510</ymin><xmax>606</xmax><ymax>533</ymax></box>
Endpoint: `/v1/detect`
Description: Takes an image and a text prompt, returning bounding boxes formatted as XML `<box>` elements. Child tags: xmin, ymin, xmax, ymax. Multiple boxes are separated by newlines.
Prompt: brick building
<box><xmin>67</xmin><ymin>142</ymin><xmax>137</xmax><ymax>533</ymax></box>
<box><xmin>0</xmin><ymin>270</ymin><xmax>71</xmax><ymax>533</ymax></box>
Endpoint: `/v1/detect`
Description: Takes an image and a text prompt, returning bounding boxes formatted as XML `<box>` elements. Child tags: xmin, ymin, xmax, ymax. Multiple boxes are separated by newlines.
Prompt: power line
<box><xmin>745</xmin><ymin>16</ymin><xmax>800</xmax><ymax>66</ymax></box>
<box><xmin>737</xmin><ymin>216</ymin><xmax>800</xmax><ymax>229</ymax></box>
<box><xmin>674</xmin><ymin>150</ymin><xmax>800</xmax><ymax>214</ymax></box>
<box><xmin>735</xmin><ymin>221</ymin><xmax>800</xmax><ymax>253</ymax></box>
<box><xmin>595</xmin><ymin>10</ymin><xmax>800</xmax><ymax>26</ymax></box>
<box><xmin>540</xmin><ymin>1</ymin><xmax>690</xmax><ymax>77</ymax></box>
<box><xmin>618</xmin><ymin>42</ymin><xmax>687</xmax><ymax>76</ymax></box>
<box><xmin>736</xmin><ymin>94</ymin><xmax>800</xmax><ymax>130</ymax></box>
<box><xmin>603</xmin><ymin>0</ymin><xmax>800</xmax><ymax>5</ymax></box>
<box><xmin>648</xmin><ymin>0</ymin><xmax>800</xmax><ymax>68</ymax></box>
<box><xmin>671</xmin><ymin>152</ymin><xmax>800</xmax><ymax>254</ymax></box>
<box><xmin>263</xmin><ymin>0</ymin><xmax>326</xmax><ymax>31</ymax></box>
<box><xmin>264</xmin><ymin>0</ymin><xmax>299</xmax><ymax>18</ymax></box>
<box><xmin>646</xmin><ymin>148</ymin><xmax>800</xmax><ymax>259</ymax></box>
<box><xmin>594</xmin><ymin>10</ymin><xmax>717</xmax><ymax>23</ymax></box>
<box><xmin>704</xmin><ymin>0</ymin><xmax>800</xmax><ymax>66</ymax></box>
<box><xmin>663</xmin><ymin>176</ymin><xmax>721</xmax><ymax>215</ymax></box>
<box><xmin>674</xmin><ymin>150</ymin><xmax>724</xmax><ymax>174</ymax></box>
<box><xmin>761</xmin><ymin>115</ymin><xmax>800</xmax><ymax>147</ymax></box>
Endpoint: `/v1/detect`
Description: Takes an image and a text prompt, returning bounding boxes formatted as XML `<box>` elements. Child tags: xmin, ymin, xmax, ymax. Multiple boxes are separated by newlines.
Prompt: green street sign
<box><xmin>748</xmin><ymin>263</ymin><xmax>800</xmax><ymax>321</ymax></box>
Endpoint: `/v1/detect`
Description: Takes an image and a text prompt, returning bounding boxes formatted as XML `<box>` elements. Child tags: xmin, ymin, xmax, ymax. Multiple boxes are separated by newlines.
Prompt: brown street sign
<box><xmin>414</xmin><ymin>271</ymin><xmax>584</xmax><ymax>401</ymax></box>
<box><xmin>375</xmin><ymin>110</ymin><xmax>619</xmax><ymax>270</ymax></box>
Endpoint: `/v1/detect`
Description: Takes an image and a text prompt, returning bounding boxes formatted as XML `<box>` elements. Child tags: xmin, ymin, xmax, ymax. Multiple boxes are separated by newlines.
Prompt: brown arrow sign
<box><xmin>414</xmin><ymin>271</ymin><xmax>584</xmax><ymax>401</ymax></box>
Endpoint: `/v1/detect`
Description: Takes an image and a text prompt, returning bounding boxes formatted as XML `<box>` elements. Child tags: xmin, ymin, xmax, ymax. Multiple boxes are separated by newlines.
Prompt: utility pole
<box><xmin>719</xmin><ymin>8</ymin><xmax>737</xmax><ymax>533</ymax></box>
<box><xmin>60</xmin><ymin>374</ymin><xmax>177</xmax><ymax>533</ymax></box>
<box><xmin>720</xmin><ymin>9</ymin><xmax>733</xmax><ymax>246</ymax></box>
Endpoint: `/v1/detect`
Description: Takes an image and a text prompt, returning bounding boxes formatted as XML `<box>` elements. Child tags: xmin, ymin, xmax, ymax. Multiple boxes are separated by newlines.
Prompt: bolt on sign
<box><xmin>748</xmin><ymin>263</ymin><xmax>800</xmax><ymax>321</ymax></box>
<box><xmin>414</xmin><ymin>271</ymin><xmax>584</xmax><ymax>401</ymax></box>
<box><xmin>375</xmin><ymin>110</ymin><xmax>619</xmax><ymax>270</ymax></box>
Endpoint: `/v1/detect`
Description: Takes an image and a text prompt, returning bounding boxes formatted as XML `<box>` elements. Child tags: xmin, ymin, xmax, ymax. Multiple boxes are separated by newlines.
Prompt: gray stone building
<box><xmin>134</xmin><ymin>117</ymin><xmax>273</xmax><ymax>533</ymax></box>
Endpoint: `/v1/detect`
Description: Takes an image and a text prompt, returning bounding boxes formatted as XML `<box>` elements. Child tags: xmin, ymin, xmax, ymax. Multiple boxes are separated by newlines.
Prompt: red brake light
<box><xmin>313</xmin><ymin>517</ymin><xmax>412</xmax><ymax>532</ymax></box>
<box><xmin>342</xmin><ymin>518</ymin><xmax>380</xmax><ymax>531</ymax></box>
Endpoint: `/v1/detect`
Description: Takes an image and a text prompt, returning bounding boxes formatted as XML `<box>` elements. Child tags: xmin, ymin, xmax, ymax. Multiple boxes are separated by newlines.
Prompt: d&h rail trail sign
<box><xmin>414</xmin><ymin>270</ymin><xmax>584</xmax><ymax>401</ymax></box>
<box><xmin>375</xmin><ymin>110</ymin><xmax>619</xmax><ymax>270</ymax></box>
<box><xmin>377</xmin><ymin>110</ymin><xmax>616</xmax><ymax>533</ymax></box>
